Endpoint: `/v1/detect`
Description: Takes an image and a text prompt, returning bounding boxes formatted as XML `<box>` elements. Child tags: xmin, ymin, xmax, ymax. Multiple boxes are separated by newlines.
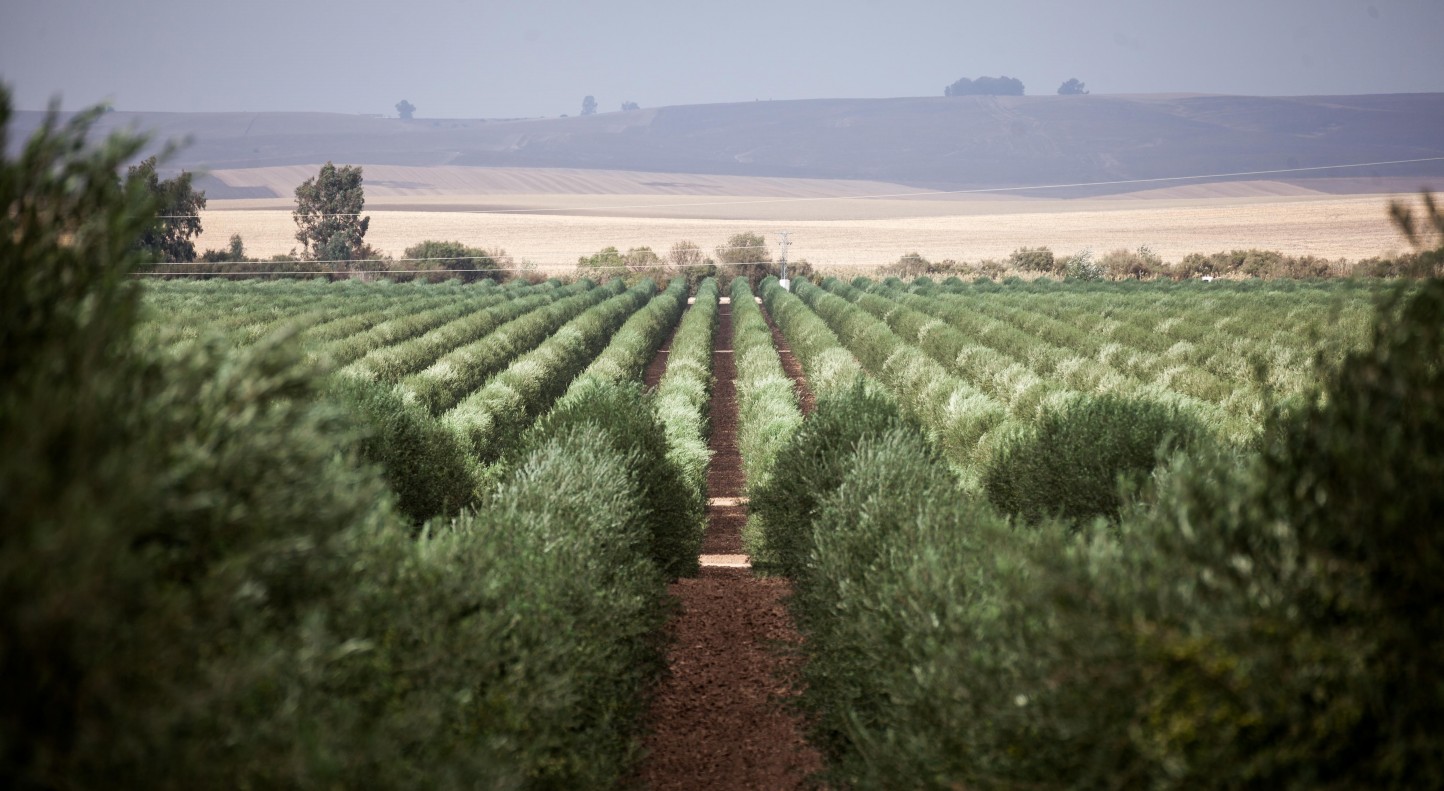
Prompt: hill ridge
<box><xmin>11</xmin><ymin>93</ymin><xmax>1443</xmax><ymax>196</ymax></box>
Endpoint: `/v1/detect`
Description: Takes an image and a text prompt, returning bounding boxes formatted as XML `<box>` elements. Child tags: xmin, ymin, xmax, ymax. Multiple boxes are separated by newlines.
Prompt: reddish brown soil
<box><xmin>703</xmin><ymin>302</ymin><xmax>744</xmax><ymax>555</ymax></box>
<box><xmin>643</xmin><ymin>316</ymin><xmax>682</xmax><ymax>391</ymax></box>
<box><xmin>640</xmin><ymin>298</ymin><xmax>824</xmax><ymax>790</ymax></box>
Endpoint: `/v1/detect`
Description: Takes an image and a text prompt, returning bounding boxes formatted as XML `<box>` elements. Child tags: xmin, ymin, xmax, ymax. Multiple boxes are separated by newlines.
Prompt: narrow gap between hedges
<box><xmin>642</xmin><ymin>310</ymin><xmax>683</xmax><ymax>391</ymax></box>
<box><xmin>762</xmin><ymin>299</ymin><xmax>816</xmax><ymax>416</ymax></box>
<box><xmin>639</xmin><ymin>296</ymin><xmax>823</xmax><ymax>791</ymax></box>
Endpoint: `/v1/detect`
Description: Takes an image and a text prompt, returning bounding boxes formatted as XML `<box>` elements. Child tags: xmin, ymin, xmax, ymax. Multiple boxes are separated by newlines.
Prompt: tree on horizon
<box><xmin>945</xmin><ymin>75</ymin><xmax>1025</xmax><ymax>97</ymax></box>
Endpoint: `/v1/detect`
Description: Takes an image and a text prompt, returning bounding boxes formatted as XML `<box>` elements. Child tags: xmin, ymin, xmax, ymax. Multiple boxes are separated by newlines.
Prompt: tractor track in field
<box><xmin>639</xmin><ymin>296</ymin><xmax>822</xmax><ymax>790</ymax></box>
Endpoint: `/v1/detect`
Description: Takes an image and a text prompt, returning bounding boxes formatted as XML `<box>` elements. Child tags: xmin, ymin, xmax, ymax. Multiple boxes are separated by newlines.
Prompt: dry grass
<box><xmin>195</xmin><ymin>167</ymin><xmax>1413</xmax><ymax>271</ymax></box>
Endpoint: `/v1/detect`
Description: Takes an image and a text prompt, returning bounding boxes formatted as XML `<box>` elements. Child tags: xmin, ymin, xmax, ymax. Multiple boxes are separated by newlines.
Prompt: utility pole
<box><xmin>778</xmin><ymin>230</ymin><xmax>791</xmax><ymax>291</ymax></box>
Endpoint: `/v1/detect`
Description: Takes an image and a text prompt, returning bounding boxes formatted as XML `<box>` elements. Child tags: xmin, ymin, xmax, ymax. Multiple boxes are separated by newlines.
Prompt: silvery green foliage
<box><xmin>399</xmin><ymin>280</ymin><xmax>620</xmax><ymax>414</ymax></box>
<box><xmin>444</xmin><ymin>279</ymin><xmax>655</xmax><ymax>463</ymax></box>
<box><xmin>729</xmin><ymin>276</ymin><xmax>804</xmax><ymax>492</ymax></box>
<box><xmin>653</xmin><ymin>277</ymin><xmax>720</xmax><ymax>498</ymax></box>
<box><xmin>760</xmin><ymin>275</ymin><xmax>866</xmax><ymax>398</ymax></box>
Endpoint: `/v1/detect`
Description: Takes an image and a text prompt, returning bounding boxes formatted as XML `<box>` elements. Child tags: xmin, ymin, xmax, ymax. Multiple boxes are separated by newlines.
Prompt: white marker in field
<box><xmin>778</xmin><ymin>230</ymin><xmax>791</xmax><ymax>291</ymax></box>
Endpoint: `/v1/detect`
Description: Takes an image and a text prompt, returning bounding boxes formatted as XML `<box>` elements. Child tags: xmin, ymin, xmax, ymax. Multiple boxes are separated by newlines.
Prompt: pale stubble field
<box><xmin>195</xmin><ymin>166</ymin><xmax>1417</xmax><ymax>272</ymax></box>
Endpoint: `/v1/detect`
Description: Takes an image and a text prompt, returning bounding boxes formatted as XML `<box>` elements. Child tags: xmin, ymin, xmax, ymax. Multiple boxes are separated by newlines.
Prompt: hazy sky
<box><xmin>3</xmin><ymin>0</ymin><xmax>1442</xmax><ymax>118</ymax></box>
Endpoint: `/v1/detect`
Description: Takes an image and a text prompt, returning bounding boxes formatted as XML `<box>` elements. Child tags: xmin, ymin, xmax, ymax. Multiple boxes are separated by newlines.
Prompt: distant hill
<box><xmin>13</xmin><ymin>93</ymin><xmax>1444</xmax><ymax>197</ymax></box>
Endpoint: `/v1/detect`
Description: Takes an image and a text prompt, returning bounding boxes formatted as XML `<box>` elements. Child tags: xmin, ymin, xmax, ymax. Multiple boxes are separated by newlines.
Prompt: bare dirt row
<box><xmin>640</xmin><ymin>296</ymin><xmax>822</xmax><ymax>790</ymax></box>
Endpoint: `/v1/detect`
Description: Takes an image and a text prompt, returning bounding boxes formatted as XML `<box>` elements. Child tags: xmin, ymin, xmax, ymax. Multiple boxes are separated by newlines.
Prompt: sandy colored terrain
<box><xmin>195</xmin><ymin>166</ymin><xmax>1416</xmax><ymax>272</ymax></box>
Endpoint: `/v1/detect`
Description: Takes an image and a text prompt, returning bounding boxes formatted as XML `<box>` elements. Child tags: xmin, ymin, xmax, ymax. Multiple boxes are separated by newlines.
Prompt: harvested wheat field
<box><xmin>197</xmin><ymin>165</ymin><xmax>1420</xmax><ymax>270</ymax></box>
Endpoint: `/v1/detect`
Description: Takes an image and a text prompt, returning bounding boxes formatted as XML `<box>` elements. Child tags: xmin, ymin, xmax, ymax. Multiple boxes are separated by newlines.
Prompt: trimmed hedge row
<box><xmin>982</xmin><ymin>393</ymin><xmax>1208</xmax><ymax>524</ymax></box>
<box><xmin>330</xmin><ymin>423</ymin><xmax>671</xmax><ymax>788</ymax></box>
<box><xmin>748</xmin><ymin>381</ymin><xmax>914</xmax><ymax>575</ymax></box>
<box><xmin>444</xmin><ymin>279</ymin><xmax>656</xmax><ymax>464</ymax></box>
<box><xmin>338</xmin><ymin>279</ymin><xmax>578</xmax><ymax>384</ymax></box>
<box><xmin>4</xmin><ymin>100</ymin><xmax>671</xmax><ymax>789</ymax></box>
<box><xmin>560</xmin><ymin>276</ymin><xmax>688</xmax><ymax>392</ymax></box>
<box><xmin>729</xmin><ymin>276</ymin><xmax>803</xmax><ymax>493</ymax></box>
<box><xmin>140</xmin><ymin>279</ymin><xmax>435</xmax><ymax>348</ymax></box>
<box><xmin>300</xmin><ymin>282</ymin><xmax>475</xmax><ymax>344</ymax></box>
<box><xmin>309</xmin><ymin>286</ymin><xmax>517</xmax><ymax>369</ymax></box>
<box><xmin>523</xmin><ymin>377</ymin><xmax>702</xmax><ymax>579</ymax></box>
<box><xmin>758</xmin><ymin>275</ymin><xmax>865</xmax><ymax>397</ymax></box>
<box><xmin>757</xmin><ymin>281</ymin><xmax>1444</xmax><ymax>790</ymax></box>
<box><xmin>797</xmin><ymin>277</ymin><xmax>1007</xmax><ymax>479</ymax></box>
<box><xmin>327</xmin><ymin>376</ymin><xmax>480</xmax><ymax>525</ymax></box>
<box><xmin>400</xmin><ymin>279</ymin><xmax>624</xmax><ymax>415</ymax></box>
<box><xmin>653</xmin><ymin>278</ymin><xmax>720</xmax><ymax>503</ymax></box>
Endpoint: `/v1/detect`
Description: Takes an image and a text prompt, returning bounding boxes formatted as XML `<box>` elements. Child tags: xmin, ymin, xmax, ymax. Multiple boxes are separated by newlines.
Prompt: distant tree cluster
<box><xmin>395</xmin><ymin>99</ymin><xmax>416</xmax><ymax>119</ymax></box>
<box><xmin>621</xmin><ymin>101</ymin><xmax>640</xmax><ymax>112</ymax></box>
<box><xmin>944</xmin><ymin>75</ymin><xmax>1025</xmax><ymax>97</ymax></box>
<box><xmin>1057</xmin><ymin>78</ymin><xmax>1089</xmax><ymax>95</ymax></box>
<box><xmin>581</xmin><ymin>95</ymin><xmax>598</xmax><ymax>116</ymax></box>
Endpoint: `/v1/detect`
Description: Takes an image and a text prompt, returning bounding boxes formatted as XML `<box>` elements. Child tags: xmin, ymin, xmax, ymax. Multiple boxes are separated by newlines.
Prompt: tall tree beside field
<box><xmin>293</xmin><ymin>162</ymin><xmax>370</xmax><ymax>261</ymax></box>
<box><xmin>582</xmin><ymin>95</ymin><xmax>598</xmax><ymax>116</ymax></box>
<box><xmin>395</xmin><ymin>99</ymin><xmax>416</xmax><ymax>119</ymax></box>
<box><xmin>128</xmin><ymin>156</ymin><xmax>206</xmax><ymax>263</ymax></box>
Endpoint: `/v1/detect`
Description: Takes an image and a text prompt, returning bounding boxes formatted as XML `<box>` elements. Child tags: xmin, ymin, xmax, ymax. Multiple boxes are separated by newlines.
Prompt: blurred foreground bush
<box><xmin>0</xmin><ymin>87</ymin><xmax>666</xmax><ymax>789</ymax></box>
<box><xmin>781</xmin><ymin>275</ymin><xmax>1444</xmax><ymax>788</ymax></box>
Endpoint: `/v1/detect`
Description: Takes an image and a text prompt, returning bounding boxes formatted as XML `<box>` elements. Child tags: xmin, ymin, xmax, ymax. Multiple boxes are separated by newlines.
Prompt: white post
<box><xmin>778</xmin><ymin>230</ymin><xmax>790</xmax><ymax>290</ymax></box>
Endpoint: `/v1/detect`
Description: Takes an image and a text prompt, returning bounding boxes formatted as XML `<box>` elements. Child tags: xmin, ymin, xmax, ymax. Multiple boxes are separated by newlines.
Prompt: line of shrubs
<box><xmin>876</xmin><ymin>244</ymin><xmax>1442</xmax><ymax>282</ymax></box>
<box><xmin>653</xmin><ymin>277</ymin><xmax>720</xmax><ymax>505</ymax></box>
<box><xmin>443</xmin><ymin>279</ymin><xmax>656</xmax><ymax>465</ymax></box>
<box><xmin>337</xmin><ymin>279</ymin><xmax>569</xmax><ymax>383</ymax></box>
<box><xmin>795</xmin><ymin>277</ymin><xmax>1008</xmax><ymax>477</ymax></box>
<box><xmin>751</xmin><ymin>279</ymin><xmax>1444</xmax><ymax>789</ymax></box>
<box><xmin>399</xmin><ymin>279</ymin><xmax>622</xmax><ymax>415</ymax></box>
<box><xmin>729</xmin><ymin>276</ymin><xmax>805</xmax><ymax>492</ymax></box>
<box><xmin>759</xmin><ymin>275</ymin><xmax>865</xmax><ymax>397</ymax></box>
<box><xmin>307</xmin><ymin>286</ymin><xmax>514</xmax><ymax>368</ymax></box>
<box><xmin>2</xmin><ymin>97</ymin><xmax>679</xmax><ymax>787</ymax></box>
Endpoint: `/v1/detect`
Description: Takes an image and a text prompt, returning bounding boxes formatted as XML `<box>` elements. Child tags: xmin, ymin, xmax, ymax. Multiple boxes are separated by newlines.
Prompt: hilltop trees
<box><xmin>582</xmin><ymin>95</ymin><xmax>598</xmax><ymax>115</ymax></box>
<box><xmin>293</xmin><ymin>162</ymin><xmax>371</xmax><ymax>261</ymax></box>
<box><xmin>128</xmin><ymin>156</ymin><xmax>206</xmax><ymax>262</ymax></box>
<box><xmin>395</xmin><ymin>99</ymin><xmax>416</xmax><ymax>119</ymax></box>
<box><xmin>1057</xmin><ymin>78</ymin><xmax>1089</xmax><ymax>95</ymax></box>
<box><xmin>945</xmin><ymin>75</ymin><xmax>1025</xmax><ymax>96</ymax></box>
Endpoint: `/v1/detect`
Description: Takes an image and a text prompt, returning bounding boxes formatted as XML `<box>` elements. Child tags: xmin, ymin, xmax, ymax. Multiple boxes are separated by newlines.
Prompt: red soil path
<box><xmin>642</xmin><ymin>316</ymin><xmax>681</xmax><ymax>391</ymax></box>
<box><xmin>639</xmin><ymin>297</ymin><xmax>823</xmax><ymax>790</ymax></box>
